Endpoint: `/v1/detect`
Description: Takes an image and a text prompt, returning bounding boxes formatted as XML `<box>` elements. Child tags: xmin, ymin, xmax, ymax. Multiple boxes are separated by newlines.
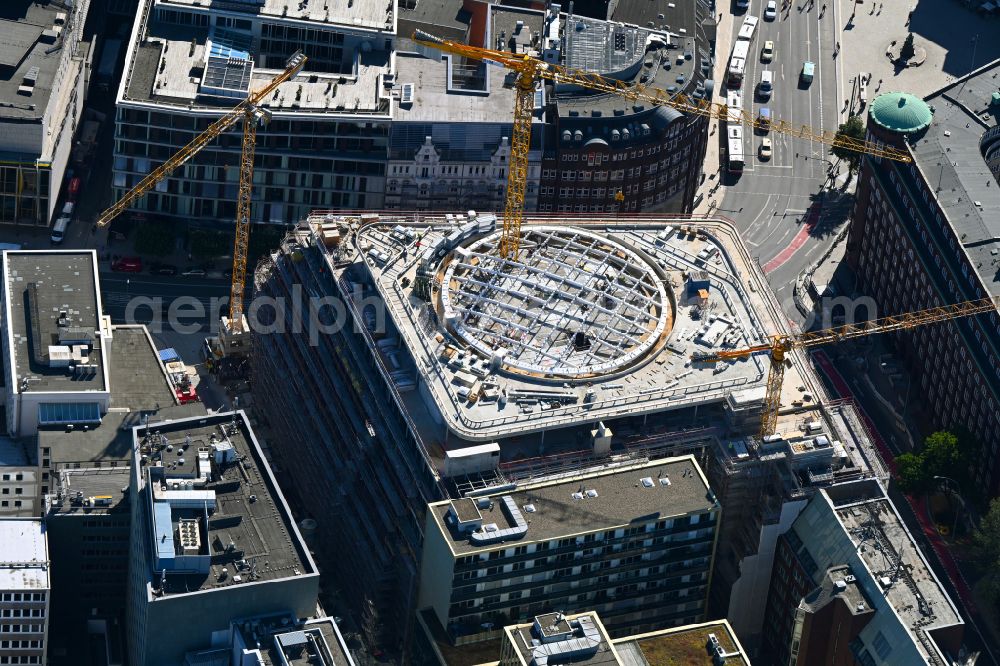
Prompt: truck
<box><xmin>96</xmin><ymin>38</ymin><xmax>122</xmax><ymax>92</ymax></box>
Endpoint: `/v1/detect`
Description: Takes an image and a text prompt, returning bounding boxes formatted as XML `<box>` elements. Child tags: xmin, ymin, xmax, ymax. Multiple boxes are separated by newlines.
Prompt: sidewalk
<box><xmin>694</xmin><ymin>11</ymin><xmax>735</xmax><ymax>215</ymax></box>
<box><xmin>839</xmin><ymin>0</ymin><xmax>1000</xmax><ymax>104</ymax></box>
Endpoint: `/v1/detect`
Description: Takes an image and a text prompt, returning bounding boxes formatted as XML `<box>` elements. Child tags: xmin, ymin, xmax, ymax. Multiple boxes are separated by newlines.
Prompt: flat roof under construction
<box><xmin>442</xmin><ymin>226</ymin><xmax>672</xmax><ymax>379</ymax></box>
<box><xmin>319</xmin><ymin>214</ymin><xmax>808</xmax><ymax>447</ymax></box>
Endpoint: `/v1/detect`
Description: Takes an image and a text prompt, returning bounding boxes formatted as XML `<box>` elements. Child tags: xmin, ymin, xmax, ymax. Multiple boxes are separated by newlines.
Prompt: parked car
<box><xmin>759</xmin><ymin>138</ymin><xmax>773</xmax><ymax>160</ymax></box>
<box><xmin>149</xmin><ymin>262</ymin><xmax>178</xmax><ymax>276</ymax></box>
<box><xmin>764</xmin><ymin>0</ymin><xmax>776</xmax><ymax>19</ymax></box>
<box><xmin>51</xmin><ymin>215</ymin><xmax>71</xmax><ymax>244</ymax></box>
<box><xmin>112</xmin><ymin>256</ymin><xmax>142</xmax><ymax>272</ymax></box>
<box><xmin>181</xmin><ymin>267</ymin><xmax>207</xmax><ymax>277</ymax></box>
<box><xmin>761</xmin><ymin>40</ymin><xmax>774</xmax><ymax>62</ymax></box>
<box><xmin>68</xmin><ymin>177</ymin><xmax>81</xmax><ymax>202</ymax></box>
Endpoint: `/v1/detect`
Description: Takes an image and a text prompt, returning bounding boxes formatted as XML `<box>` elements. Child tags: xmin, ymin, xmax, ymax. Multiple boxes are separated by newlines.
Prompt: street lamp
<box><xmin>933</xmin><ymin>475</ymin><xmax>966</xmax><ymax>537</ymax></box>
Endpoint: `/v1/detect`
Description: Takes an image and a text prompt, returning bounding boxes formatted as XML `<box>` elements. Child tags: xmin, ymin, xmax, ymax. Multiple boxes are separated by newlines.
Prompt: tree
<box><xmin>899</xmin><ymin>33</ymin><xmax>916</xmax><ymax>63</ymax></box>
<box><xmin>134</xmin><ymin>222</ymin><xmax>174</xmax><ymax>257</ymax></box>
<box><xmin>831</xmin><ymin>115</ymin><xmax>866</xmax><ymax>175</ymax></box>
<box><xmin>895</xmin><ymin>452</ymin><xmax>931</xmax><ymax>493</ymax></box>
<box><xmin>189</xmin><ymin>229</ymin><xmax>231</xmax><ymax>262</ymax></box>
<box><xmin>972</xmin><ymin>498</ymin><xmax>1000</xmax><ymax>602</ymax></box>
<box><xmin>921</xmin><ymin>431</ymin><xmax>961</xmax><ymax>479</ymax></box>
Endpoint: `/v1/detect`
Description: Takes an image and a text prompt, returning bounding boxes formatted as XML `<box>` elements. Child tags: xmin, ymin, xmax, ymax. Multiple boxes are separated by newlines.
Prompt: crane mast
<box><xmin>412</xmin><ymin>31</ymin><xmax>912</xmax><ymax>260</ymax></box>
<box><xmin>696</xmin><ymin>295</ymin><xmax>1000</xmax><ymax>439</ymax></box>
<box><xmin>96</xmin><ymin>51</ymin><xmax>307</xmax><ymax>335</ymax></box>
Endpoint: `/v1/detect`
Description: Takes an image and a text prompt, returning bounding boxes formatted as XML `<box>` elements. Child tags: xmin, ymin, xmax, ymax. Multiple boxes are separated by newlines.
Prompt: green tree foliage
<box><xmin>189</xmin><ymin>229</ymin><xmax>231</xmax><ymax>262</ymax></box>
<box><xmin>894</xmin><ymin>431</ymin><xmax>966</xmax><ymax>494</ymax></box>
<box><xmin>972</xmin><ymin>498</ymin><xmax>1000</xmax><ymax>602</ymax></box>
<box><xmin>899</xmin><ymin>33</ymin><xmax>916</xmax><ymax>62</ymax></box>
<box><xmin>134</xmin><ymin>222</ymin><xmax>174</xmax><ymax>257</ymax></box>
<box><xmin>895</xmin><ymin>452</ymin><xmax>930</xmax><ymax>493</ymax></box>
<box><xmin>922</xmin><ymin>431</ymin><xmax>961</xmax><ymax>477</ymax></box>
<box><xmin>831</xmin><ymin>115</ymin><xmax>866</xmax><ymax>174</ymax></box>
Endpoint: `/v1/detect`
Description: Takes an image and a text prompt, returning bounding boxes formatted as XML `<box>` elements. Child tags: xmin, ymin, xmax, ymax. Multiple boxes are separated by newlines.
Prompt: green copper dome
<box><xmin>869</xmin><ymin>92</ymin><xmax>933</xmax><ymax>134</ymax></box>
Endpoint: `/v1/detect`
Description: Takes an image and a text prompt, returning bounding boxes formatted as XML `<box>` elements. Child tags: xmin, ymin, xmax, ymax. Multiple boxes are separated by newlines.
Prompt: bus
<box><xmin>737</xmin><ymin>16</ymin><xmax>759</xmax><ymax>43</ymax></box>
<box><xmin>727</xmin><ymin>125</ymin><xmax>745</xmax><ymax>175</ymax></box>
<box><xmin>727</xmin><ymin>40</ymin><xmax>750</xmax><ymax>88</ymax></box>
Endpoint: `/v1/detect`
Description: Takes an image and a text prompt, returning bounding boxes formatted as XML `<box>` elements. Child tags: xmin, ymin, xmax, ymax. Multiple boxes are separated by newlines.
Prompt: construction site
<box><xmin>249</xmin><ymin>211</ymin><xmax>891</xmax><ymax>653</ymax></box>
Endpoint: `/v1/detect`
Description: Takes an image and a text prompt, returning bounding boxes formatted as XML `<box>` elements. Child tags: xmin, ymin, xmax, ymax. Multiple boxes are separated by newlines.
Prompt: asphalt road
<box><xmin>721</xmin><ymin>0</ymin><xmax>850</xmax><ymax>324</ymax></box>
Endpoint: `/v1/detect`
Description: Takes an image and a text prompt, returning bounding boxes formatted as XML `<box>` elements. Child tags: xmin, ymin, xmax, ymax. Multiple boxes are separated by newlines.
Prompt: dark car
<box><xmin>149</xmin><ymin>262</ymin><xmax>178</xmax><ymax>276</ymax></box>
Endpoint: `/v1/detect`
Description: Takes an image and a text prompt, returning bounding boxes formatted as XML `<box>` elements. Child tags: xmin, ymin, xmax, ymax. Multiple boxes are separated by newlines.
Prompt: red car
<box><xmin>67</xmin><ymin>177</ymin><xmax>81</xmax><ymax>202</ymax></box>
<box><xmin>111</xmin><ymin>256</ymin><xmax>142</xmax><ymax>272</ymax></box>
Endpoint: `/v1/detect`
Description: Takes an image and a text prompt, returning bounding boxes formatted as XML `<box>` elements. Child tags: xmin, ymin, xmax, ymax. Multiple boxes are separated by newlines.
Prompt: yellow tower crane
<box><xmin>96</xmin><ymin>51</ymin><xmax>307</xmax><ymax>342</ymax></box>
<box><xmin>694</xmin><ymin>295</ymin><xmax>1000</xmax><ymax>439</ymax></box>
<box><xmin>411</xmin><ymin>31</ymin><xmax>912</xmax><ymax>259</ymax></box>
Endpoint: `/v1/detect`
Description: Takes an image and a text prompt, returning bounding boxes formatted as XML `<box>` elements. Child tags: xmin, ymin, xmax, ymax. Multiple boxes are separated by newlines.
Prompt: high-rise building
<box><xmin>0</xmin><ymin>1</ymin><xmax>93</xmax><ymax>227</ymax></box>
<box><xmin>0</xmin><ymin>519</ymin><xmax>49</xmax><ymax>666</ymax></box>
<box><xmin>496</xmin><ymin>610</ymin><xmax>750</xmax><ymax>666</ymax></box>
<box><xmin>112</xmin><ymin>0</ymin><xmax>712</xmax><ymax>224</ymax></box>
<box><xmin>391</xmin><ymin>0</ymin><xmax>713</xmax><ymax>215</ymax></box>
<box><xmin>249</xmin><ymin>210</ymin><xmax>882</xmax><ymax>655</ymax></box>
<box><xmin>0</xmin><ymin>247</ymin><xmax>207</xmax><ymax>663</ymax></box>
<box><xmin>845</xmin><ymin>62</ymin><xmax>1000</xmax><ymax>495</ymax></box>
<box><xmin>761</xmin><ymin>479</ymin><xmax>965</xmax><ymax>666</ymax></box>
<box><xmin>113</xmin><ymin>0</ymin><xmax>394</xmax><ymax>225</ymax></box>
<box><xmin>705</xmin><ymin>403</ymin><xmax>889</xmax><ymax>653</ymax></box>
<box><xmin>1</xmin><ymin>251</ymin><xmax>111</xmax><ymax>438</ymax></box>
<box><xmin>125</xmin><ymin>410</ymin><xmax>320</xmax><ymax>666</ymax></box>
<box><xmin>418</xmin><ymin>456</ymin><xmax>720</xmax><ymax>649</ymax></box>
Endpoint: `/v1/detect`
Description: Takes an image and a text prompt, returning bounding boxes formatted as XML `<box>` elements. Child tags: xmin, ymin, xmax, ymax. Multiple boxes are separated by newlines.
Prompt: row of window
<box><xmin>0</xmin><ymin>626</ymin><xmax>42</xmax><ymax>635</ymax></box>
<box><xmin>0</xmin><ymin>657</ymin><xmax>42</xmax><ymax>664</ymax></box>
<box><xmin>0</xmin><ymin>640</ymin><xmax>41</xmax><ymax>649</ymax></box>
<box><xmin>0</xmin><ymin>596</ymin><xmax>41</xmax><ymax>604</ymax></box>
<box><xmin>0</xmin><ymin>611</ymin><xmax>42</xmax><ymax>619</ymax></box>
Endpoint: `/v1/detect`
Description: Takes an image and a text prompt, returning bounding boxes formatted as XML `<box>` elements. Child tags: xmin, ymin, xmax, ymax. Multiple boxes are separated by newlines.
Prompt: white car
<box><xmin>761</xmin><ymin>40</ymin><xmax>774</xmax><ymax>62</ymax></box>
<box><xmin>764</xmin><ymin>0</ymin><xmax>777</xmax><ymax>19</ymax></box>
<box><xmin>759</xmin><ymin>138</ymin><xmax>773</xmax><ymax>160</ymax></box>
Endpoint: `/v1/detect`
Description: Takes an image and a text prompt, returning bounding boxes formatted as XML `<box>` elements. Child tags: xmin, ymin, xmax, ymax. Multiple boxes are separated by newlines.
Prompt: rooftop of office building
<box><xmin>154</xmin><ymin>0</ymin><xmax>395</xmax><ymax>34</ymax></box>
<box><xmin>0</xmin><ymin>1</ymin><xmax>73</xmax><ymax>123</ymax></box>
<box><xmin>237</xmin><ymin>616</ymin><xmax>355</xmax><ymax>666</ymax></box>
<box><xmin>134</xmin><ymin>411</ymin><xmax>316</xmax><ymax>598</ymax></box>
<box><xmin>315</xmin><ymin>213</ymin><xmax>807</xmax><ymax>453</ymax></box>
<box><xmin>613</xmin><ymin>619</ymin><xmax>750</xmax><ymax>665</ymax></box>
<box><xmin>428</xmin><ymin>455</ymin><xmax>716</xmax><ymax>555</ymax></box>
<box><xmin>38</xmin><ymin>325</ymin><xmax>205</xmax><ymax>465</ymax></box>
<box><xmin>799</xmin><ymin>565</ymin><xmax>873</xmax><ymax>618</ymax></box>
<box><xmin>501</xmin><ymin>611</ymin><xmax>750</xmax><ymax>666</ymax></box>
<box><xmin>47</xmin><ymin>466</ymin><xmax>131</xmax><ymax>515</ymax></box>
<box><xmin>505</xmin><ymin>612</ymin><xmax>621</xmax><ymax>666</ymax></box>
<box><xmin>826</xmin><ymin>484</ymin><xmax>962</xmax><ymax>652</ymax></box>
<box><xmin>906</xmin><ymin>59</ymin><xmax>1000</xmax><ymax>296</ymax></box>
<box><xmin>554</xmin><ymin>0</ymin><xmax>713</xmax><ymax>123</ymax></box>
<box><xmin>781</xmin><ymin>481</ymin><xmax>963</xmax><ymax>664</ymax></box>
<box><xmin>3</xmin><ymin>250</ymin><xmax>108</xmax><ymax>394</ymax></box>
<box><xmin>394</xmin><ymin>4</ymin><xmax>543</xmax><ymax>125</ymax></box>
<box><xmin>394</xmin><ymin>0</ymin><xmax>711</xmax><ymax>131</ymax></box>
<box><xmin>121</xmin><ymin>0</ymin><xmax>392</xmax><ymax>115</ymax></box>
<box><xmin>0</xmin><ymin>519</ymin><xmax>48</xmax><ymax>590</ymax></box>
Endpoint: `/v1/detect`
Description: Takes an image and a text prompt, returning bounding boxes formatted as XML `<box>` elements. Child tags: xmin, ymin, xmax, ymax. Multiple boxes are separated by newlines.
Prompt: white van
<box><xmin>758</xmin><ymin>70</ymin><xmax>773</xmax><ymax>100</ymax></box>
<box><xmin>62</xmin><ymin>201</ymin><xmax>74</xmax><ymax>217</ymax></box>
<box><xmin>51</xmin><ymin>215</ymin><xmax>70</xmax><ymax>244</ymax></box>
